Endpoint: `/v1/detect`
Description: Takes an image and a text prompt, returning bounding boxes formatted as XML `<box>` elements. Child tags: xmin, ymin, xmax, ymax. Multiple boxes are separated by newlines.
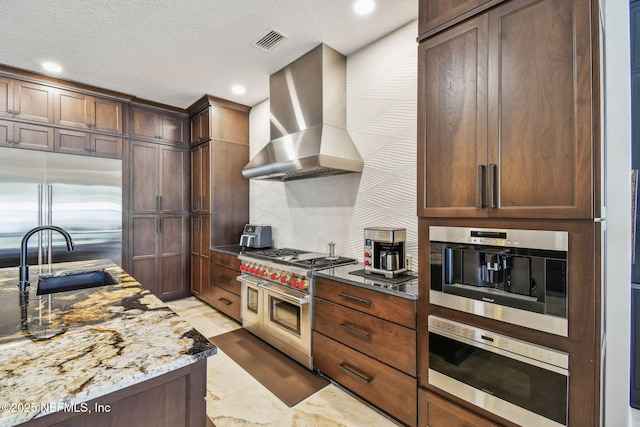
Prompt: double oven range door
<box><xmin>238</xmin><ymin>274</ymin><xmax>312</xmax><ymax>369</ymax></box>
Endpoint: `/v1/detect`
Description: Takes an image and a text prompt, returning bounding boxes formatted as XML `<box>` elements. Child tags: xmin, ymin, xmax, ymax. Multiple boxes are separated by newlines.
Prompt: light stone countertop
<box><xmin>0</xmin><ymin>259</ymin><xmax>216</xmax><ymax>426</ymax></box>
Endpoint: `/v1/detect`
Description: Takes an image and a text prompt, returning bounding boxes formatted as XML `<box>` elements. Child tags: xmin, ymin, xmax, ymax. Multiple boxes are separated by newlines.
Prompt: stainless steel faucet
<box><xmin>19</xmin><ymin>225</ymin><xmax>74</xmax><ymax>293</ymax></box>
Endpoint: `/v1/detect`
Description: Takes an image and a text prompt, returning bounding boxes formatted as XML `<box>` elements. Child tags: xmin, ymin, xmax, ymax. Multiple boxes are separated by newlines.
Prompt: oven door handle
<box><xmin>258</xmin><ymin>283</ymin><xmax>310</xmax><ymax>305</ymax></box>
<box><xmin>237</xmin><ymin>275</ymin><xmax>261</xmax><ymax>286</ymax></box>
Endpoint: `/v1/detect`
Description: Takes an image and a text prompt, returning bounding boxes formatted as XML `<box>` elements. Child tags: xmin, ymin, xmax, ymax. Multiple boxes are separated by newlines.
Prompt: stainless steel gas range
<box><xmin>237</xmin><ymin>248</ymin><xmax>357</xmax><ymax>369</ymax></box>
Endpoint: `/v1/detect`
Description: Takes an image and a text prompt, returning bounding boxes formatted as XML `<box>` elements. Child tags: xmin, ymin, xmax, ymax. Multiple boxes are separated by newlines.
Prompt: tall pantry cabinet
<box><xmin>124</xmin><ymin>101</ymin><xmax>190</xmax><ymax>301</ymax></box>
<box><xmin>188</xmin><ymin>95</ymin><xmax>249</xmax><ymax>311</ymax></box>
<box><xmin>416</xmin><ymin>0</ymin><xmax>602</xmax><ymax>426</ymax></box>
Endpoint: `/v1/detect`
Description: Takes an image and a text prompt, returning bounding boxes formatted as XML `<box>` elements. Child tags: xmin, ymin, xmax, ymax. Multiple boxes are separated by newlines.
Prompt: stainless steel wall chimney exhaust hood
<box><xmin>242</xmin><ymin>44</ymin><xmax>364</xmax><ymax>181</ymax></box>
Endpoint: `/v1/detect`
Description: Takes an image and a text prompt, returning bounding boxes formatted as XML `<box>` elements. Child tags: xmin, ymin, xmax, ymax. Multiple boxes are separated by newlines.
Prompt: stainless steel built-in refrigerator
<box><xmin>0</xmin><ymin>147</ymin><xmax>122</xmax><ymax>268</ymax></box>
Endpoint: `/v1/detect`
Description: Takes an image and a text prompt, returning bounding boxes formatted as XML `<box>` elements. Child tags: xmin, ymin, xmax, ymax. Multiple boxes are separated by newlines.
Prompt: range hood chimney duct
<box><xmin>242</xmin><ymin>44</ymin><xmax>364</xmax><ymax>181</ymax></box>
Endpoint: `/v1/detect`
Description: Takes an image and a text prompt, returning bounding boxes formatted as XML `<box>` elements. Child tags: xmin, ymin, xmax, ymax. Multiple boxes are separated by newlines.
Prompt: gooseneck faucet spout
<box><xmin>19</xmin><ymin>225</ymin><xmax>74</xmax><ymax>293</ymax></box>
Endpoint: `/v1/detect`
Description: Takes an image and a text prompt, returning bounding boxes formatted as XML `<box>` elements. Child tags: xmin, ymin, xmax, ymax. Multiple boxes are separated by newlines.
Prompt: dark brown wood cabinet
<box><xmin>129</xmin><ymin>140</ymin><xmax>188</xmax><ymax>215</ymax></box>
<box><xmin>24</xmin><ymin>359</ymin><xmax>207</xmax><ymax>427</ymax></box>
<box><xmin>126</xmin><ymin>124</ymin><xmax>189</xmax><ymax>300</ymax></box>
<box><xmin>187</xmin><ymin>95</ymin><xmax>249</xmax><ymax>301</ymax></box>
<box><xmin>313</xmin><ymin>276</ymin><xmax>417</xmax><ymax>426</ymax></box>
<box><xmin>418</xmin><ymin>0</ymin><xmax>596</xmax><ymax>219</ymax></box>
<box><xmin>54</xmin><ymin>128</ymin><xmax>122</xmax><ymax>158</ymax></box>
<box><xmin>0</xmin><ymin>77</ymin><xmax>54</xmax><ymax>123</ymax></box>
<box><xmin>131</xmin><ymin>106</ymin><xmax>186</xmax><ymax>145</ymax></box>
<box><xmin>208</xmin><ymin>249</ymin><xmax>242</xmax><ymax>322</ymax></box>
<box><xmin>0</xmin><ymin>119</ymin><xmax>54</xmax><ymax>150</ymax></box>
<box><xmin>418</xmin><ymin>390</ymin><xmax>500</xmax><ymax>427</ymax></box>
<box><xmin>128</xmin><ymin>214</ymin><xmax>188</xmax><ymax>300</ymax></box>
<box><xmin>55</xmin><ymin>89</ymin><xmax>124</xmax><ymax>134</ymax></box>
<box><xmin>419</xmin><ymin>0</ymin><xmax>490</xmax><ymax>36</ymax></box>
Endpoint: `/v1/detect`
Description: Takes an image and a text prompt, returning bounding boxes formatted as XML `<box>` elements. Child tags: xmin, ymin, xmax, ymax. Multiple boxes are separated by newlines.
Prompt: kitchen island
<box><xmin>0</xmin><ymin>259</ymin><xmax>216</xmax><ymax>427</ymax></box>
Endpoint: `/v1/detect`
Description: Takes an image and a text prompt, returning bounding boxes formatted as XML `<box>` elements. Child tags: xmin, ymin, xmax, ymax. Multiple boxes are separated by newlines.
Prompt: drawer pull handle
<box><xmin>339</xmin><ymin>323</ymin><xmax>371</xmax><ymax>341</ymax></box>
<box><xmin>220</xmin><ymin>259</ymin><xmax>230</xmax><ymax>265</ymax></box>
<box><xmin>218</xmin><ymin>298</ymin><xmax>232</xmax><ymax>306</ymax></box>
<box><xmin>219</xmin><ymin>275</ymin><xmax>231</xmax><ymax>283</ymax></box>
<box><xmin>338</xmin><ymin>363</ymin><xmax>372</xmax><ymax>384</ymax></box>
<box><xmin>338</xmin><ymin>292</ymin><xmax>371</xmax><ymax>306</ymax></box>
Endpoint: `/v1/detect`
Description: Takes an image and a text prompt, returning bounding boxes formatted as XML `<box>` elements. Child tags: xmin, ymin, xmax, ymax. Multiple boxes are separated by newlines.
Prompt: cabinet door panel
<box><xmin>160</xmin><ymin>115</ymin><xmax>185</xmax><ymax>144</ymax></box>
<box><xmin>14</xmin><ymin>123</ymin><xmax>54</xmax><ymax>151</ymax></box>
<box><xmin>14</xmin><ymin>81</ymin><xmax>54</xmax><ymax>123</ymax></box>
<box><xmin>92</xmin><ymin>134</ymin><xmax>122</xmax><ymax>158</ymax></box>
<box><xmin>56</xmin><ymin>89</ymin><xmax>90</xmax><ymax>129</ymax></box>
<box><xmin>132</xmin><ymin>108</ymin><xmax>159</xmax><ymax>139</ymax></box>
<box><xmin>419</xmin><ymin>16</ymin><xmax>488</xmax><ymax>217</ymax></box>
<box><xmin>130</xmin><ymin>142</ymin><xmax>158</xmax><ymax>213</ymax></box>
<box><xmin>420</xmin><ymin>0</ymin><xmax>489</xmax><ymax>34</ymax></box>
<box><xmin>161</xmin><ymin>216</ymin><xmax>186</xmax><ymax>255</ymax></box>
<box><xmin>55</xmin><ymin>128</ymin><xmax>90</xmax><ymax>155</ymax></box>
<box><xmin>160</xmin><ymin>146</ymin><xmax>187</xmax><ymax>213</ymax></box>
<box><xmin>93</xmin><ymin>98</ymin><xmax>123</xmax><ymax>134</ymax></box>
<box><xmin>488</xmin><ymin>0</ymin><xmax>593</xmax><ymax>218</ymax></box>
<box><xmin>419</xmin><ymin>389</ymin><xmax>500</xmax><ymax>427</ymax></box>
<box><xmin>0</xmin><ymin>119</ymin><xmax>13</xmax><ymax>146</ymax></box>
<box><xmin>0</xmin><ymin>77</ymin><xmax>12</xmax><ymax>118</ymax></box>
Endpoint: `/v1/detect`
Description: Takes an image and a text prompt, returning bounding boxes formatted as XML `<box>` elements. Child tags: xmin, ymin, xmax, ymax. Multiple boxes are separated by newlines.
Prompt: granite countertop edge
<box><xmin>0</xmin><ymin>259</ymin><xmax>216</xmax><ymax>426</ymax></box>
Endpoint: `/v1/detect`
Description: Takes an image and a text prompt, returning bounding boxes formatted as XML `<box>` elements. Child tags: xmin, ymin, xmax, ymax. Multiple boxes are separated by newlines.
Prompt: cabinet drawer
<box><xmin>209</xmin><ymin>285</ymin><xmax>241</xmax><ymax>322</ymax></box>
<box><xmin>314</xmin><ymin>297</ymin><xmax>416</xmax><ymax>376</ymax></box>
<box><xmin>313</xmin><ymin>331</ymin><xmax>417</xmax><ymax>426</ymax></box>
<box><xmin>314</xmin><ymin>277</ymin><xmax>416</xmax><ymax>329</ymax></box>
<box><xmin>210</xmin><ymin>264</ymin><xmax>241</xmax><ymax>295</ymax></box>
<box><xmin>210</xmin><ymin>250</ymin><xmax>240</xmax><ymax>271</ymax></box>
<box><xmin>418</xmin><ymin>389</ymin><xmax>500</xmax><ymax>427</ymax></box>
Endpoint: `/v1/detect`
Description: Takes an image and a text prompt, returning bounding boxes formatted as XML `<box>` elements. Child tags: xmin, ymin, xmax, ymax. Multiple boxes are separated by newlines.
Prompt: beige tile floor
<box><xmin>166</xmin><ymin>297</ymin><xmax>402</xmax><ymax>427</ymax></box>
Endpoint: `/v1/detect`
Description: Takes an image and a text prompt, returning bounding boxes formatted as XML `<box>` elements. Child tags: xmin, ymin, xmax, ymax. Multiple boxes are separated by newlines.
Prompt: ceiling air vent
<box><xmin>253</xmin><ymin>28</ymin><xmax>288</xmax><ymax>52</ymax></box>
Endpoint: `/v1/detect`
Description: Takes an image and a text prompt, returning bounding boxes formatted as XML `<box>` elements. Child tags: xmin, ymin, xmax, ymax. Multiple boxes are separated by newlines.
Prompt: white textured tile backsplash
<box><xmin>248</xmin><ymin>20</ymin><xmax>418</xmax><ymax>270</ymax></box>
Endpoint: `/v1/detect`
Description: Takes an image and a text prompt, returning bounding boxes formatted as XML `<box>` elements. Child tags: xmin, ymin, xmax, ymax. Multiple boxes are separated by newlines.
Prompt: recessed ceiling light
<box><xmin>353</xmin><ymin>0</ymin><xmax>375</xmax><ymax>15</ymax></box>
<box><xmin>42</xmin><ymin>62</ymin><xmax>63</xmax><ymax>73</ymax></box>
<box><xmin>231</xmin><ymin>85</ymin><xmax>246</xmax><ymax>95</ymax></box>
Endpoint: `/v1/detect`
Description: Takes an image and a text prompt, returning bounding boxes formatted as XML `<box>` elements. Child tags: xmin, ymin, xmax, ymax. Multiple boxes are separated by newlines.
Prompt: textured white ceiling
<box><xmin>0</xmin><ymin>0</ymin><xmax>418</xmax><ymax>108</ymax></box>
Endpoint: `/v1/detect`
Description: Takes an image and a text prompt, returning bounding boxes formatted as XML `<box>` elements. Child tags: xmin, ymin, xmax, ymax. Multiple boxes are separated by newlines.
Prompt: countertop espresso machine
<box><xmin>364</xmin><ymin>227</ymin><xmax>407</xmax><ymax>278</ymax></box>
<box><xmin>239</xmin><ymin>224</ymin><xmax>272</xmax><ymax>249</ymax></box>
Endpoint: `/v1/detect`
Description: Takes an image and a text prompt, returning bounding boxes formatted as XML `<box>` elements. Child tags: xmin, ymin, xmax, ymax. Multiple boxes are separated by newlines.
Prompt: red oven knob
<box><xmin>259</xmin><ymin>270</ymin><xmax>266</xmax><ymax>276</ymax></box>
<box><xmin>364</xmin><ymin>260</ymin><xmax>371</xmax><ymax>266</ymax></box>
<box><xmin>280</xmin><ymin>276</ymin><xmax>288</xmax><ymax>284</ymax></box>
<box><xmin>270</xmin><ymin>273</ymin><xmax>278</xmax><ymax>280</ymax></box>
<box><xmin>289</xmin><ymin>278</ymin><xmax>297</xmax><ymax>287</ymax></box>
<box><xmin>364</xmin><ymin>251</ymin><xmax>371</xmax><ymax>257</ymax></box>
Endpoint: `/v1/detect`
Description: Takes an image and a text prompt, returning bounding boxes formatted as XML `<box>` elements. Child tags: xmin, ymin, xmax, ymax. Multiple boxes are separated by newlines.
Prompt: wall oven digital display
<box><xmin>428</xmin><ymin>315</ymin><xmax>568</xmax><ymax>426</ymax></box>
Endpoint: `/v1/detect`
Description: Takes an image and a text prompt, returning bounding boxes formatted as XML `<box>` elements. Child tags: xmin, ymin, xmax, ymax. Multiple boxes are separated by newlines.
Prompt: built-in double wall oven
<box><xmin>429</xmin><ymin>226</ymin><xmax>568</xmax><ymax>336</ymax></box>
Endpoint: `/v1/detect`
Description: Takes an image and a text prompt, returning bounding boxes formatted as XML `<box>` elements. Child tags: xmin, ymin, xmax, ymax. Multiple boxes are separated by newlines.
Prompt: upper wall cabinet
<box><xmin>418</xmin><ymin>0</ymin><xmax>596</xmax><ymax>219</ymax></box>
<box><xmin>131</xmin><ymin>106</ymin><xmax>187</xmax><ymax>145</ymax></box>
<box><xmin>190</xmin><ymin>107</ymin><xmax>210</xmax><ymax>146</ymax></box>
<box><xmin>55</xmin><ymin>89</ymin><xmax>123</xmax><ymax>134</ymax></box>
<box><xmin>419</xmin><ymin>0</ymin><xmax>490</xmax><ymax>36</ymax></box>
<box><xmin>188</xmin><ymin>95</ymin><xmax>249</xmax><ymax>146</ymax></box>
<box><xmin>0</xmin><ymin>77</ymin><xmax>54</xmax><ymax>123</ymax></box>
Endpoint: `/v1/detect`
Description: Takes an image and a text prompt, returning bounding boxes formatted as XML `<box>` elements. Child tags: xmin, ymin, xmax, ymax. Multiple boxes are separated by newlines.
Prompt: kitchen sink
<box><xmin>36</xmin><ymin>269</ymin><xmax>118</xmax><ymax>295</ymax></box>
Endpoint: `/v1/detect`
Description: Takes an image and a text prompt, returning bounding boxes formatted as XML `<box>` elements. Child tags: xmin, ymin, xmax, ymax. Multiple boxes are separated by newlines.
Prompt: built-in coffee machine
<box><xmin>364</xmin><ymin>227</ymin><xmax>407</xmax><ymax>278</ymax></box>
<box><xmin>429</xmin><ymin>226</ymin><xmax>568</xmax><ymax>336</ymax></box>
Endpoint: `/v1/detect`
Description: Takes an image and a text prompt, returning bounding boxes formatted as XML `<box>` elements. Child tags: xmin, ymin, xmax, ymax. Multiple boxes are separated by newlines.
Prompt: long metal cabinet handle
<box><xmin>196</xmin><ymin>195</ymin><xmax>201</xmax><ymax>211</ymax></box>
<box><xmin>338</xmin><ymin>363</ymin><xmax>372</xmax><ymax>384</ymax></box>
<box><xmin>196</xmin><ymin>217</ymin><xmax>201</xmax><ymax>233</ymax></box>
<box><xmin>156</xmin><ymin>218</ymin><xmax>162</xmax><ymax>234</ymax></box>
<box><xmin>477</xmin><ymin>165</ymin><xmax>485</xmax><ymax>208</ymax></box>
<box><xmin>488</xmin><ymin>163</ymin><xmax>497</xmax><ymax>208</ymax></box>
<box><xmin>338</xmin><ymin>323</ymin><xmax>371</xmax><ymax>340</ymax></box>
<box><xmin>633</xmin><ymin>170</ymin><xmax>639</xmax><ymax>263</ymax></box>
<box><xmin>338</xmin><ymin>292</ymin><xmax>371</xmax><ymax>306</ymax></box>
